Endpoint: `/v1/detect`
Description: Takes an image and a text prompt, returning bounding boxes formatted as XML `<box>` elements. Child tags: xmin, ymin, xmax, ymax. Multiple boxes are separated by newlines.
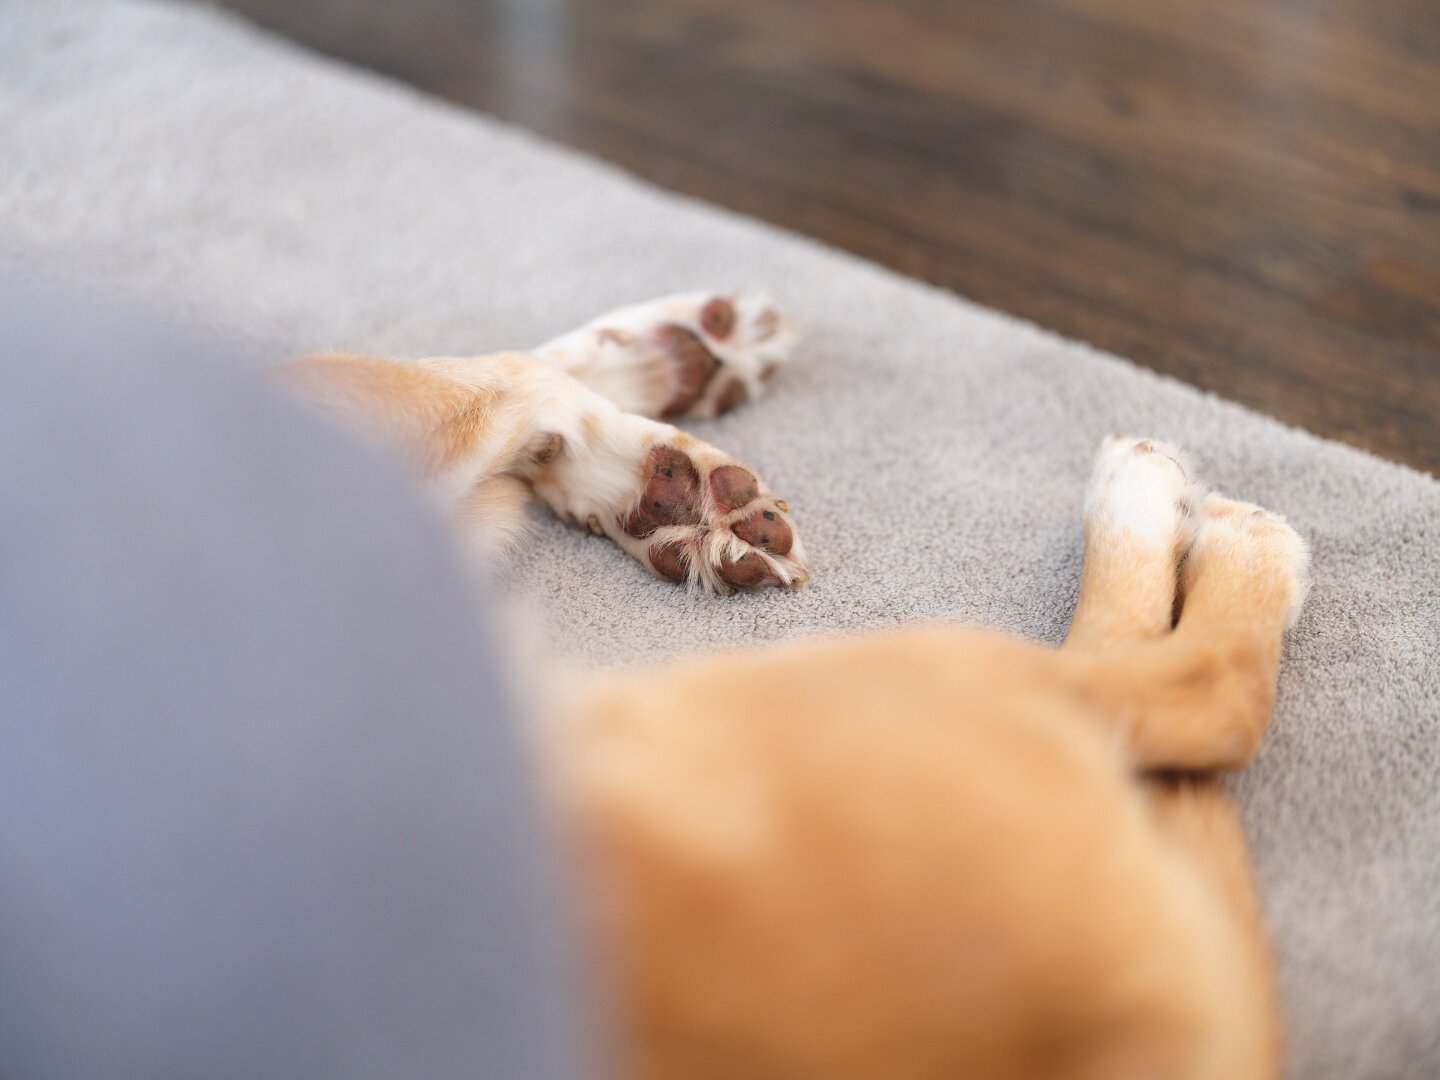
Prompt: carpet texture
<box><xmin>2</xmin><ymin>2</ymin><xmax>1437</xmax><ymax>1075</ymax></box>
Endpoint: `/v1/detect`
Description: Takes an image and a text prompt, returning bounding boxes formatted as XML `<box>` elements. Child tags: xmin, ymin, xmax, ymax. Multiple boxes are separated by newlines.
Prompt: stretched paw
<box><xmin>534</xmin><ymin>291</ymin><xmax>797</xmax><ymax>420</ymax></box>
<box><xmin>1186</xmin><ymin>494</ymin><xmax>1312</xmax><ymax>629</ymax></box>
<box><xmin>530</xmin><ymin>415</ymin><xmax>808</xmax><ymax>594</ymax></box>
<box><xmin>1085</xmin><ymin>435</ymin><xmax>1204</xmax><ymax>552</ymax></box>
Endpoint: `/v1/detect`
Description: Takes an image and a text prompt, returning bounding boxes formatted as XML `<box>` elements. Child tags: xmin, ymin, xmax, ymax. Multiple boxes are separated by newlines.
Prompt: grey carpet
<box><xmin>2</xmin><ymin>2</ymin><xmax>1437</xmax><ymax>1075</ymax></box>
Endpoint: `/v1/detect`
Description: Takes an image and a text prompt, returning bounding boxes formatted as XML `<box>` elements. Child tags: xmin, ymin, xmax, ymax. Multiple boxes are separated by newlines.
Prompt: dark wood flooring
<box><xmin>209</xmin><ymin>0</ymin><xmax>1440</xmax><ymax>473</ymax></box>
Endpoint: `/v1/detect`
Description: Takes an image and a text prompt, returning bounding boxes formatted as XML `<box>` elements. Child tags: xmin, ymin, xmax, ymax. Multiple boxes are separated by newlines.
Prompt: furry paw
<box><xmin>1085</xmin><ymin>435</ymin><xmax>1204</xmax><ymax>552</ymax></box>
<box><xmin>616</xmin><ymin>443</ymin><xmax>808</xmax><ymax>593</ymax></box>
<box><xmin>535</xmin><ymin>291</ymin><xmax>797</xmax><ymax>420</ymax></box>
<box><xmin>1185</xmin><ymin>494</ymin><xmax>1312</xmax><ymax>629</ymax></box>
<box><xmin>530</xmin><ymin>415</ymin><xmax>808</xmax><ymax>594</ymax></box>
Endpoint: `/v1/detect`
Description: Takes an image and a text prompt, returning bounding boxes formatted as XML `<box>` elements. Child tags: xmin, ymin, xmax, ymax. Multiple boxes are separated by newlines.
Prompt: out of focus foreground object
<box><xmin>0</xmin><ymin>288</ymin><xmax>588</xmax><ymax>1080</ymax></box>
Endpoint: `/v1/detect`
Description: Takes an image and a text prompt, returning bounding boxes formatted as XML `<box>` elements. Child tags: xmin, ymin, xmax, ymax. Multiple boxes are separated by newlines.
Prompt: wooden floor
<box><xmin>213</xmin><ymin>0</ymin><xmax>1439</xmax><ymax>473</ymax></box>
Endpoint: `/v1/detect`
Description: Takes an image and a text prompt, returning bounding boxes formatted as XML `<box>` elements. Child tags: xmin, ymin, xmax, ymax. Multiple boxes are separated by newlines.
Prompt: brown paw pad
<box><xmin>622</xmin><ymin>446</ymin><xmax>701</xmax><ymax>538</ymax></box>
<box><xmin>731</xmin><ymin>507</ymin><xmax>793</xmax><ymax>556</ymax></box>
<box><xmin>700</xmin><ymin>297</ymin><xmax>736</xmax><ymax>341</ymax></box>
<box><xmin>709</xmin><ymin>465</ymin><xmax>759</xmax><ymax>513</ymax></box>
<box><xmin>717</xmin><ymin>551</ymin><xmax>772</xmax><ymax>589</ymax></box>
<box><xmin>656</xmin><ymin>325</ymin><xmax>719</xmax><ymax>419</ymax></box>
<box><xmin>714</xmin><ymin>378</ymin><xmax>748</xmax><ymax>415</ymax></box>
<box><xmin>648</xmin><ymin>540</ymin><xmax>690</xmax><ymax>583</ymax></box>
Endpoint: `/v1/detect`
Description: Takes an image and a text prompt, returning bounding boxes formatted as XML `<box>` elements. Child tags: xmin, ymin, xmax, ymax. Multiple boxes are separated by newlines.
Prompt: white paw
<box><xmin>529</xmin><ymin>412</ymin><xmax>809</xmax><ymax>595</ymax></box>
<box><xmin>535</xmin><ymin>291</ymin><xmax>798</xmax><ymax>420</ymax></box>
<box><xmin>1085</xmin><ymin>435</ymin><xmax>1203</xmax><ymax>547</ymax></box>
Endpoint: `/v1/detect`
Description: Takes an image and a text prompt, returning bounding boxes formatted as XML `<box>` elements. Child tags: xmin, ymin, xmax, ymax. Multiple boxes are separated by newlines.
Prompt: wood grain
<box><xmin>204</xmin><ymin>0</ymin><xmax>1440</xmax><ymax>473</ymax></box>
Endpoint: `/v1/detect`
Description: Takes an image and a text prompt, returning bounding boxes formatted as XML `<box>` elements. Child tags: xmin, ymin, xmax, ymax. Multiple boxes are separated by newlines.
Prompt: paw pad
<box><xmin>604</xmin><ymin>443</ymin><xmax>807</xmax><ymax>592</ymax></box>
<box><xmin>655</xmin><ymin>326</ymin><xmax>719</xmax><ymax>418</ymax></box>
<box><xmin>647</xmin><ymin>539</ymin><xmax>690</xmax><ymax>583</ymax></box>
<box><xmin>700</xmin><ymin>297</ymin><xmax>736</xmax><ymax>340</ymax></box>
<box><xmin>621</xmin><ymin>446</ymin><xmax>701</xmax><ymax>537</ymax></box>
<box><xmin>537</xmin><ymin>290</ymin><xmax>796</xmax><ymax>422</ymax></box>
<box><xmin>709</xmin><ymin>465</ymin><xmax>759</xmax><ymax>512</ymax></box>
<box><xmin>732</xmin><ymin>508</ymin><xmax>793</xmax><ymax>556</ymax></box>
<box><xmin>714</xmin><ymin>378</ymin><xmax>748</xmax><ymax>415</ymax></box>
<box><xmin>718</xmin><ymin>551</ymin><xmax>772</xmax><ymax>589</ymax></box>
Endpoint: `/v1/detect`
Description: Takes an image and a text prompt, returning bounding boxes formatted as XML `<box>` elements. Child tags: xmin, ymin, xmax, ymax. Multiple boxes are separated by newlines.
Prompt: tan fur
<box><xmin>279</xmin><ymin>349</ymin><xmax>610</xmax><ymax>542</ymax></box>
<box><xmin>280</xmin><ymin>351</ymin><xmax>507</xmax><ymax>474</ymax></box>
<box><xmin>278</xmin><ymin>333</ymin><xmax>1300</xmax><ymax>1079</ymax></box>
<box><xmin>548</xmin><ymin>477</ymin><xmax>1301</xmax><ymax>1079</ymax></box>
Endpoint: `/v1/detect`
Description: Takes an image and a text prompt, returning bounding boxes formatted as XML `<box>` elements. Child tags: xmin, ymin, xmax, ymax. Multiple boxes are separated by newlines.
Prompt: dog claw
<box><xmin>587</xmin><ymin>514</ymin><xmax>605</xmax><ymax>536</ymax></box>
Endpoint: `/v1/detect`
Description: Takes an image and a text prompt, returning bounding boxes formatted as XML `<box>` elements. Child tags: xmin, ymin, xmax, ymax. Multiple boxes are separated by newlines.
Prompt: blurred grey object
<box><xmin>2</xmin><ymin>1</ymin><xmax>1438</xmax><ymax>1077</ymax></box>
<box><xmin>0</xmin><ymin>287</ymin><xmax>587</xmax><ymax>1080</ymax></box>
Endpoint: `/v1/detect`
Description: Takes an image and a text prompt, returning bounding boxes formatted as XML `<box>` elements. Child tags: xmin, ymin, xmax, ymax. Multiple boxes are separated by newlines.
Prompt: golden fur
<box><xmin>281</xmin><ymin>309</ymin><xmax>1304</xmax><ymax>1079</ymax></box>
<box><xmin>557</xmin><ymin>500</ymin><xmax>1298</xmax><ymax>1080</ymax></box>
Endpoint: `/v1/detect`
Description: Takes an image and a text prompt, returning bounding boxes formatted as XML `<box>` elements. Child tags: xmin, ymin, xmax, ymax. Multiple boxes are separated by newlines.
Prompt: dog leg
<box><xmin>533</xmin><ymin>291</ymin><xmax>797</xmax><ymax>419</ymax></box>
<box><xmin>1142</xmin><ymin>776</ymin><xmax>1283</xmax><ymax>1080</ymax></box>
<box><xmin>1061</xmin><ymin>449</ymin><xmax>1299</xmax><ymax>1078</ymax></box>
<box><xmin>282</xmin><ymin>349</ymin><xmax>808</xmax><ymax>592</ymax></box>
<box><xmin>1068</xmin><ymin>492</ymin><xmax>1310</xmax><ymax>772</ymax></box>
<box><xmin>1065</xmin><ymin>435</ymin><xmax>1204</xmax><ymax>651</ymax></box>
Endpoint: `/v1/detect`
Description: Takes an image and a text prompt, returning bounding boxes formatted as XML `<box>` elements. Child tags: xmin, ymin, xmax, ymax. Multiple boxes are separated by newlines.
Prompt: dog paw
<box><xmin>530</xmin><ymin>418</ymin><xmax>808</xmax><ymax>594</ymax></box>
<box><xmin>535</xmin><ymin>291</ymin><xmax>797</xmax><ymax>420</ymax></box>
<box><xmin>1186</xmin><ymin>494</ymin><xmax>1312</xmax><ymax>629</ymax></box>
<box><xmin>1085</xmin><ymin>435</ymin><xmax>1204</xmax><ymax>550</ymax></box>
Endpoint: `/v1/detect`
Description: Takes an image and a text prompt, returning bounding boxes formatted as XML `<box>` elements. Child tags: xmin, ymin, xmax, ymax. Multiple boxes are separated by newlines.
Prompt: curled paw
<box><xmin>536</xmin><ymin>291</ymin><xmax>797</xmax><ymax>420</ymax></box>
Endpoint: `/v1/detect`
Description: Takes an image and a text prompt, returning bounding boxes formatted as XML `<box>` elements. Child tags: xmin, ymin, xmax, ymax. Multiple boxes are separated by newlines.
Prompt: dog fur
<box><xmin>279</xmin><ymin>294</ymin><xmax>1307</xmax><ymax>1080</ymax></box>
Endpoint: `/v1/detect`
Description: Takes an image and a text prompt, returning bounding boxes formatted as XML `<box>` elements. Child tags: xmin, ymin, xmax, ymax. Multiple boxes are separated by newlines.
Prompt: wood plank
<box><xmin>200</xmin><ymin>0</ymin><xmax>1440</xmax><ymax>473</ymax></box>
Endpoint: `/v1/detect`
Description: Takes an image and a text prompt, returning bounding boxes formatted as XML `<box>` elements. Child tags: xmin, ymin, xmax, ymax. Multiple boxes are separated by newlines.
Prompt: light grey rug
<box><xmin>3</xmin><ymin>2</ymin><xmax>1437</xmax><ymax>1075</ymax></box>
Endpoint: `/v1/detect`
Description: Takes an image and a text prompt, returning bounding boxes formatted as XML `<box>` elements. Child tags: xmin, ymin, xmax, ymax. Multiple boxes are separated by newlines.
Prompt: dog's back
<box><xmin>553</xmin><ymin>628</ymin><xmax>1273</xmax><ymax>1080</ymax></box>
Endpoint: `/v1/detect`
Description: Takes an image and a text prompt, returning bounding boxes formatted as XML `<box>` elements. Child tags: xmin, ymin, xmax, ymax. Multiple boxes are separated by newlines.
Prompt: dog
<box><xmin>279</xmin><ymin>292</ymin><xmax>1308</xmax><ymax>1079</ymax></box>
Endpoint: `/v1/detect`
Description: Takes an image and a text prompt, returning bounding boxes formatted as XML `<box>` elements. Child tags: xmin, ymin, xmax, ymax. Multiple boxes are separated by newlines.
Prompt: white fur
<box><xmin>529</xmin><ymin>402</ymin><xmax>810</xmax><ymax>595</ymax></box>
<box><xmin>326</xmin><ymin>297</ymin><xmax>809</xmax><ymax>595</ymax></box>
<box><xmin>1085</xmin><ymin>435</ymin><xmax>1202</xmax><ymax>547</ymax></box>
<box><xmin>535</xmin><ymin>290</ymin><xmax>798</xmax><ymax>418</ymax></box>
